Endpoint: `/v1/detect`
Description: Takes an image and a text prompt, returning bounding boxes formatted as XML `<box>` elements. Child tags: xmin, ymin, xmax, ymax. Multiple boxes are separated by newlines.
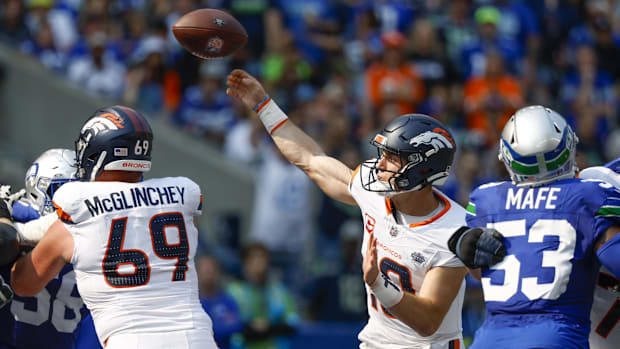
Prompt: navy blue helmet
<box><xmin>75</xmin><ymin>106</ymin><xmax>153</xmax><ymax>181</ymax></box>
<box><xmin>361</xmin><ymin>114</ymin><xmax>456</xmax><ymax>195</ymax></box>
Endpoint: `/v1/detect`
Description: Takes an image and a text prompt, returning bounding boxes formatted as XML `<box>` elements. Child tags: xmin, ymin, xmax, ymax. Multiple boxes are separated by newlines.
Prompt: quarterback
<box><xmin>9</xmin><ymin>106</ymin><xmax>217</xmax><ymax>349</ymax></box>
<box><xmin>226</xmin><ymin>69</ymin><xmax>502</xmax><ymax>348</ymax></box>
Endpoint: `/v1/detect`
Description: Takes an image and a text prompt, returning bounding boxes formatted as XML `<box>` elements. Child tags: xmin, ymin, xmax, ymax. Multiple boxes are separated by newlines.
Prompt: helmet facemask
<box><xmin>24</xmin><ymin>149</ymin><xmax>77</xmax><ymax>215</ymax></box>
<box><xmin>361</xmin><ymin>136</ymin><xmax>451</xmax><ymax>197</ymax></box>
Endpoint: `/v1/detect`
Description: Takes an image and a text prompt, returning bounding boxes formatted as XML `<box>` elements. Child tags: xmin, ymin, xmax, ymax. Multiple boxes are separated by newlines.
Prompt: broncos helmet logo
<box><xmin>409</xmin><ymin>128</ymin><xmax>455</xmax><ymax>153</ymax></box>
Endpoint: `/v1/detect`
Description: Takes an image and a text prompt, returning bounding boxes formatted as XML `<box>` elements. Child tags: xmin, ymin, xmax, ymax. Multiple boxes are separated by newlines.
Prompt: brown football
<box><xmin>172</xmin><ymin>8</ymin><xmax>248</xmax><ymax>59</ymax></box>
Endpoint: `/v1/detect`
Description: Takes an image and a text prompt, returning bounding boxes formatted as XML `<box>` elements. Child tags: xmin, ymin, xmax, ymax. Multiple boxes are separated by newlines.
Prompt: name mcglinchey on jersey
<box><xmin>84</xmin><ymin>186</ymin><xmax>186</xmax><ymax>217</ymax></box>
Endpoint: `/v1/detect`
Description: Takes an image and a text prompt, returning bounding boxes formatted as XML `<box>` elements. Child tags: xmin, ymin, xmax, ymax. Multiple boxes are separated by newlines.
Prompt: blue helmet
<box><xmin>361</xmin><ymin>114</ymin><xmax>456</xmax><ymax>196</ymax></box>
<box><xmin>75</xmin><ymin>106</ymin><xmax>153</xmax><ymax>181</ymax></box>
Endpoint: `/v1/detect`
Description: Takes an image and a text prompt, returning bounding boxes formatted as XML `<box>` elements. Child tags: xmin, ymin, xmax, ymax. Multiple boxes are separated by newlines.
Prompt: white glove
<box><xmin>0</xmin><ymin>185</ymin><xmax>26</xmax><ymax>216</ymax></box>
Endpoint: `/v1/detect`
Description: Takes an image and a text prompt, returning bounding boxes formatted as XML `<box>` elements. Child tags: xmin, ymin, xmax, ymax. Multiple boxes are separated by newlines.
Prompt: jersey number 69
<box><xmin>103</xmin><ymin>212</ymin><xmax>190</xmax><ymax>288</ymax></box>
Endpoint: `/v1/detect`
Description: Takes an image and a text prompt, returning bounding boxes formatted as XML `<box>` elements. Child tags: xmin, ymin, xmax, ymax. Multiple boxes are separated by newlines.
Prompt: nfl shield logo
<box><xmin>214</xmin><ymin>18</ymin><xmax>225</xmax><ymax>26</ymax></box>
<box><xmin>206</xmin><ymin>36</ymin><xmax>224</xmax><ymax>54</ymax></box>
<box><xmin>389</xmin><ymin>226</ymin><xmax>398</xmax><ymax>237</ymax></box>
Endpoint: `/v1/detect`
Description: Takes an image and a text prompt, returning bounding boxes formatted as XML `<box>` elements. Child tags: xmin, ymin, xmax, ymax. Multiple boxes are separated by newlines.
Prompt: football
<box><xmin>172</xmin><ymin>8</ymin><xmax>248</xmax><ymax>59</ymax></box>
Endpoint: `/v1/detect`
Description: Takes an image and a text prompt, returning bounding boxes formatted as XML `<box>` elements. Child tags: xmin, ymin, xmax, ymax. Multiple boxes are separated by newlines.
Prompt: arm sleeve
<box><xmin>597</xmin><ymin>232</ymin><xmax>620</xmax><ymax>280</ymax></box>
<box><xmin>592</xmin><ymin>185</ymin><xmax>620</xmax><ymax>242</ymax></box>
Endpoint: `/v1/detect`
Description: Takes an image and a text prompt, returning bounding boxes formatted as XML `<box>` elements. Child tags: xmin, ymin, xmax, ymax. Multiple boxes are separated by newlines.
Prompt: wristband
<box><xmin>255</xmin><ymin>97</ymin><xmax>289</xmax><ymax>135</ymax></box>
<box><xmin>369</xmin><ymin>272</ymin><xmax>404</xmax><ymax>308</ymax></box>
<box><xmin>253</xmin><ymin>94</ymin><xmax>270</xmax><ymax>111</ymax></box>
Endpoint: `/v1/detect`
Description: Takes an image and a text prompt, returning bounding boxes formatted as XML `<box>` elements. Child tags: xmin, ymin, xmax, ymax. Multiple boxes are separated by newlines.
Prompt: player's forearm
<box><xmin>14</xmin><ymin>213</ymin><xmax>58</xmax><ymax>246</ymax></box>
<box><xmin>11</xmin><ymin>253</ymin><xmax>47</xmax><ymax>297</ymax></box>
<box><xmin>388</xmin><ymin>294</ymin><xmax>447</xmax><ymax>337</ymax></box>
<box><xmin>256</xmin><ymin>98</ymin><xmax>326</xmax><ymax>170</ymax></box>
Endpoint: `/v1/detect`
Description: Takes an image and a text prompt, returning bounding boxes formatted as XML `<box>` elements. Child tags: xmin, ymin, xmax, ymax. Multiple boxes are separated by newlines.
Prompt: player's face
<box><xmin>376</xmin><ymin>150</ymin><xmax>403</xmax><ymax>182</ymax></box>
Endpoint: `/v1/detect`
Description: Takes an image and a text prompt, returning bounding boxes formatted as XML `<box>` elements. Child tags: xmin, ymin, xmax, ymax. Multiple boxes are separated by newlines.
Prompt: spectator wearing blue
<box><xmin>66</xmin><ymin>31</ymin><xmax>126</xmax><ymax>98</ymax></box>
<box><xmin>123</xmin><ymin>35</ymin><xmax>177</xmax><ymax>115</ymax></box>
<box><xmin>269</xmin><ymin>0</ymin><xmax>341</xmax><ymax>67</ymax></box>
<box><xmin>20</xmin><ymin>18</ymin><xmax>66</xmax><ymax>72</ymax></box>
<box><xmin>460</xmin><ymin>5</ymin><xmax>520</xmax><ymax>78</ymax></box>
<box><xmin>494</xmin><ymin>0</ymin><xmax>540</xmax><ymax>59</ymax></box>
<box><xmin>559</xmin><ymin>43</ymin><xmax>615</xmax><ymax>166</ymax></box>
<box><xmin>173</xmin><ymin>60</ymin><xmax>237</xmax><ymax>146</ymax></box>
<box><xmin>197</xmin><ymin>254</ymin><xmax>243</xmax><ymax>349</ymax></box>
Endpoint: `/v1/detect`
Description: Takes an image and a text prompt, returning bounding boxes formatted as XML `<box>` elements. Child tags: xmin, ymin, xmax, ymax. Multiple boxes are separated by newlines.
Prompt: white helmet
<box><xmin>24</xmin><ymin>149</ymin><xmax>77</xmax><ymax>215</ymax></box>
<box><xmin>498</xmin><ymin>105</ymin><xmax>579</xmax><ymax>187</ymax></box>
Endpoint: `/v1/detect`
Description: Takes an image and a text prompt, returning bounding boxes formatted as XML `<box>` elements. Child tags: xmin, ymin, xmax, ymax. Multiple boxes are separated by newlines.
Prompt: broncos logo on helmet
<box><xmin>409</xmin><ymin>128</ymin><xmax>455</xmax><ymax>154</ymax></box>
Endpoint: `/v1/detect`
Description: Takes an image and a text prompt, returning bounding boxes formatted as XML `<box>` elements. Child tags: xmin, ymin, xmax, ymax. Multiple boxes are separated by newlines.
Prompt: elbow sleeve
<box><xmin>597</xmin><ymin>232</ymin><xmax>620</xmax><ymax>280</ymax></box>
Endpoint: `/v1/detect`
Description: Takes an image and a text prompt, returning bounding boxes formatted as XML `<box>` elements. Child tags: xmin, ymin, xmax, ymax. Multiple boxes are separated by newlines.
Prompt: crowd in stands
<box><xmin>2</xmin><ymin>0</ymin><xmax>620</xmax><ymax>347</ymax></box>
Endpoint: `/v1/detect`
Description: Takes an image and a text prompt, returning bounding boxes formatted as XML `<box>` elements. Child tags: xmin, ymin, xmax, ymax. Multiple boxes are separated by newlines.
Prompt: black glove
<box><xmin>0</xmin><ymin>275</ymin><xmax>13</xmax><ymax>309</ymax></box>
<box><xmin>448</xmin><ymin>226</ymin><xmax>506</xmax><ymax>268</ymax></box>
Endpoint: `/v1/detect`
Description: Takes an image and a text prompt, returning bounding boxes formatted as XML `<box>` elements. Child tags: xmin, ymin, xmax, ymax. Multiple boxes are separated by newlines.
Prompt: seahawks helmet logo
<box><xmin>409</xmin><ymin>129</ymin><xmax>454</xmax><ymax>152</ymax></box>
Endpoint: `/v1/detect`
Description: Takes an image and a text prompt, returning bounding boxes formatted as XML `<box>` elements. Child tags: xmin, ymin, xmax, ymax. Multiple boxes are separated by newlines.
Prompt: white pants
<box><xmin>104</xmin><ymin>329</ymin><xmax>218</xmax><ymax>349</ymax></box>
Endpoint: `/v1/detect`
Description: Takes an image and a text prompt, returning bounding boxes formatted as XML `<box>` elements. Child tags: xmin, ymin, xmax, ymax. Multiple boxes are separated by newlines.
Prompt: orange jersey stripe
<box><xmin>52</xmin><ymin>201</ymin><xmax>74</xmax><ymax>223</ymax></box>
<box><xmin>408</xmin><ymin>191</ymin><xmax>451</xmax><ymax>228</ymax></box>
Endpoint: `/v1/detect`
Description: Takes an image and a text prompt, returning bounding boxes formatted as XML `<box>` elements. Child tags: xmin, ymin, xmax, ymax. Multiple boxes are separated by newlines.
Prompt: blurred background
<box><xmin>1</xmin><ymin>0</ymin><xmax>619</xmax><ymax>348</ymax></box>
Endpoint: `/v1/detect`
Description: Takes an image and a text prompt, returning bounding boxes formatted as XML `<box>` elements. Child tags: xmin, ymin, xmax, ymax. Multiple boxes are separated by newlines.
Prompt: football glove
<box><xmin>0</xmin><ymin>185</ymin><xmax>26</xmax><ymax>217</ymax></box>
<box><xmin>0</xmin><ymin>275</ymin><xmax>13</xmax><ymax>309</ymax></box>
<box><xmin>448</xmin><ymin>226</ymin><xmax>506</xmax><ymax>269</ymax></box>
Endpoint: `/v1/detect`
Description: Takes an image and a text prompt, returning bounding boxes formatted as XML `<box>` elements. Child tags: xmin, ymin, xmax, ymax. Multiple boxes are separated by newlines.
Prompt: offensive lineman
<box><xmin>9</xmin><ymin>106</ymin><xmax>217</xmax><ymax>349</ymax></box>
<box><xmin>226</xmin><ymin>69</ymin><xmax>503</xmax><ymax>348</ymax></box>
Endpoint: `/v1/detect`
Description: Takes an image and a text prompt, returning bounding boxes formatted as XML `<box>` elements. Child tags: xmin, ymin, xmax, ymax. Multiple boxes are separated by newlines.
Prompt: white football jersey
<box><xmin>53</xmin><ymin>177</ymin><xmax>213</xmax><ymax>346</ymax></box>
<box><xmin>349</xmin><ymin>165</ymin><xmax>466</xmax><ymax>348</ymax></box>
<box><xmin>578</xmin><ymin>167</ymin><xmax>620</xmax><ymax>349</ymax></box>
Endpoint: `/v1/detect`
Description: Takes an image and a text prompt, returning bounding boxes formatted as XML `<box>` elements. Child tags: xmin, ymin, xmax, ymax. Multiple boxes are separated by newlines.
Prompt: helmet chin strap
<box><xmin>90</xmin><ymin>151</ymin><xmax>107</xmax><ymax>182</ymax></box>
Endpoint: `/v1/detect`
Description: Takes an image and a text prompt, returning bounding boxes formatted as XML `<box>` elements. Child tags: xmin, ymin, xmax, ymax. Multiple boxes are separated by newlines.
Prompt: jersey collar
<box><xmin>385</xmin><ymin>190</ymin><xmax>451</xmax><ymax>228</ymax></box>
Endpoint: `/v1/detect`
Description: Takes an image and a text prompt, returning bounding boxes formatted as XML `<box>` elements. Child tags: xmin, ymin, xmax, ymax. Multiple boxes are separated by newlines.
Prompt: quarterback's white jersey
<box><xmin>349</xmin><ymin>165</ymin><xmax>466</xmax><ymax>348</ymax></box>
<box><xmin>579</xmin><ymin>166</ymin><xmax>620</xmax><ymax>349</ymax></box>
<box><xmin>52</xmin><ymin>177</ymin><xmax>214</xmax><ymax>347</ymax></box>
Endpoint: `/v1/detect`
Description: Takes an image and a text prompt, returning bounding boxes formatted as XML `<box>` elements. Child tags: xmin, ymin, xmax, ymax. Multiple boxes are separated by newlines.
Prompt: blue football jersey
<box><xmin>466</xmin><ymin>178</ymin><xmax>620</xmax><ymax>348</ymax></box>
<box><xmin>10</xmin><ymin>265</ymin><xmax>88</xmax><ymax>349</ymax></box>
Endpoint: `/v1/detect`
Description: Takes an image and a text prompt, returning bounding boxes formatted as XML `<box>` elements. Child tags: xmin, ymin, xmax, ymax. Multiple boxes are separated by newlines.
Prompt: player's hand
<box><xmin>0</xmin><ymin>275</ymin><xmax>13</xmax><ymax>309</ymax></box>
<box><xmin>226</xmin><ymin>69</ymin><xmax>268</xmax><ymax>111</ymax></box>
<box><xmin>363</xmin><ymin>234</ymin><xmax>379</xmax><ymax>285</ymax></box>
<box><xmin>0</xmin><ymin>186</ymin><xmax>26</xmax><ymax>217</ymax></box>
<box><xmin>448</xmin><ymin>226</ymin><xmax>506</xmax><ymax>269</ymax></box>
